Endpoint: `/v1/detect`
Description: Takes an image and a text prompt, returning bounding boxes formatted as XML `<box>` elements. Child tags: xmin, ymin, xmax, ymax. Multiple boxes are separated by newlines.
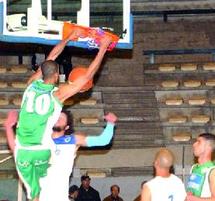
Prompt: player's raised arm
<box><xmin>27</xmin><ymin>29</ymin><xmax>85</xmax><ymax>85</ymax></box>
<box><xmin>54</xmin><ymin>36</ymin><xmax>112</xmax><ymax>103</ymax></box>
<box><xmin>74</xmin><ymin>112</ymin><xmax>117</xmax><ymax>147</ymax></box>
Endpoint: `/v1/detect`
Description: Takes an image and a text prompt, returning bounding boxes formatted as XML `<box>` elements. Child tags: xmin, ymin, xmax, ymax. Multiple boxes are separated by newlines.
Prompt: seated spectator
<box><xmin>76</xmin><ymin>175</ymin><xmax>101</xmax><ymax>201</ymax></box>
<box><xmin>69</xmin><ymin>185</ymin><xmax>79</xmax><ymax>201</ymax></box>
<box><xmin>103</xmin><ymin>185</ymin><xmax>124</xmax><ymax>201</ymax></box>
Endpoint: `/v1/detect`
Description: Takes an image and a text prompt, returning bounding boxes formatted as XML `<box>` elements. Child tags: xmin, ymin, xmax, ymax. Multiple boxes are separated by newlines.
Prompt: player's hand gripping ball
<box><xmin>68</xmin><ymin>66</ymin><xmax>93</xmax><ymax>92</ymax></box>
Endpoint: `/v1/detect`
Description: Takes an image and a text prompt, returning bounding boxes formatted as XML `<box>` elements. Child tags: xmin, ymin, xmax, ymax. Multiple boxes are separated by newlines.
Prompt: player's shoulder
<box><xmin>32</xmin><ymin>79</ymin><xmax>42</xmax><ymax>84</ymax></box>
<box><xmin>63</xmin><ymin>135</ymin><xmax>75</xmax><ymax>142</ymax></box>
<box><xmin>169</xmin><ymin>174</ymin><xmax>185</xmax><ymax>189</ymax></box>
<box><xmin>170</xmin><ymin>174</ymin><xmax>183</xmax><ymax>181</ymax></box>
<box><xmin>145</xmin><ymin>176</ymin><xmax>157</xmax><ymax>187</ymax></box>
<box><xmin>210</xmin><ymin>167</ymin><xmax>215</xmax><ymax>177</ymax></box>
<box><xmin>53</xmin><ymin>135</ymin><xmax>76</xmax><ymax>144</ymax></box>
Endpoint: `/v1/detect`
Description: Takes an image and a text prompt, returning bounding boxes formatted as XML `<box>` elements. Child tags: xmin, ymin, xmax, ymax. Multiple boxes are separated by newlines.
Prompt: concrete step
<box><xmin>111</xmin><ymin>139</ymin><xmax>164</xmax><ymax>149</ymax></box>
<box><xmin>103</xmin><ymin>91</ymin><xmax>156</xmax><ymax>104</ymax></box>
<box><xmin>106</xmin><ymin>109</ymin><xmax>160</xmax><ymax>122</ymax></box>
<box><xmin>115</xmin><ymin>121</ymin><xmax>162</xmax><ymax>128</ymax></box>
<box><xmin>115</xmin><ymin>128</ymin><xmax>162</xmax><ymax>135</ymax></box>
<box><xmin>111</xmin><ymin>166</ymin><xmax>153</xmax><ymax>177</ymax></box>
<box><xmin>113</xmin><ymin>133</ymin><xmax>163</xmax><ymax>141</ymax></box>
<box><xmin>105</xmin><ymin>102</ymin><xmax>157</xmax><ymax>108</ymax></box>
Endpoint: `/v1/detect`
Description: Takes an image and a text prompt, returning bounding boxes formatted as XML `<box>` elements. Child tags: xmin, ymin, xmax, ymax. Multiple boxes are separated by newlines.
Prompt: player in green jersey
<box><xmin>14</xmin><ymin>29</ymin><xmax>112</xmax><ymax>201</ymax></box>
<box><xmin>186</xmin><ymin>133</ymin><xmax>215</xmax><ymax>201</ymax></box>
<box><xmin>4</xmin><ymin>110</ymin><xmax>117</xmax><ymax>201</ymax></box>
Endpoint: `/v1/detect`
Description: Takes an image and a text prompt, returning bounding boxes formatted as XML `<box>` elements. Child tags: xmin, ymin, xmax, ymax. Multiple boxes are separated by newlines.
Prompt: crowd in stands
<box><xmin>69</xmin><ymin>132</ymin><xmax>215</xmax><ymax>201</ymax></box>
<box><xmin>69</xmin><ymin>175</ymin><xmax>125</xmax><ymax>201</ymax></box>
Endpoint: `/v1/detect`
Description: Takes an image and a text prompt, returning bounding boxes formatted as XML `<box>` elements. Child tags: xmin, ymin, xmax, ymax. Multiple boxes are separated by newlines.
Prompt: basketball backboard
<box><xmin>0</xmin><ymin>0</ymin><xmax>133</xmax><ymax>49</ymax></box>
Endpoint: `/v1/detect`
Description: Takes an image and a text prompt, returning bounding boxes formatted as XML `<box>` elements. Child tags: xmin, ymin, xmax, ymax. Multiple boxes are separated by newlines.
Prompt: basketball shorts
<box><xmin>15</xmin><ymin>149</ymin><xmax>51</xmax><ymax>200</ymax></box>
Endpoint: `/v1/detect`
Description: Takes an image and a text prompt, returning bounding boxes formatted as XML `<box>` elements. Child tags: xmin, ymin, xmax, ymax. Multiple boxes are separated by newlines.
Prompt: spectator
<box><xmin>76</xmin><ymin>175</ymin><xmax>101</xmax><ymax>201</ymax></box>
<box><xmin>103</xmin><ymin>185</ymin><xmax>124</xmax><ymax>201</ymax></box>
<box><xmin>69</xmin><ymin>185</ymin><xmax>79</xmax><ymax>201</ymax></box>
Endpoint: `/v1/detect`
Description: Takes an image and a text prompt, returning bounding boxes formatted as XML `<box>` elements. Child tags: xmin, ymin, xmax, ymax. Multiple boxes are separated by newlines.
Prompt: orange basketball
<box><xmin>68</xmin><ymin>66</ymin><xmax>93</xmax><ymax>92</ymax></box>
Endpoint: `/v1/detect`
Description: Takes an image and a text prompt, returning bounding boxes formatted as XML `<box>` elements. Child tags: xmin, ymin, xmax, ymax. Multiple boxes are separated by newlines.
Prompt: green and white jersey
<box><xmin>16</xmin><ymin>79</ymin><xmax>62</xmax><ymax>147</ymax></box>
<box><xmin>187</xmin><ymin>161</ymin><xmax>215</xmax><ymax>197</ymax></box>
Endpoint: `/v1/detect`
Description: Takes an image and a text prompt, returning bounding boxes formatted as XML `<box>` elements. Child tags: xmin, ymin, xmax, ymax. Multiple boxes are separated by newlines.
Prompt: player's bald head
<box><xmin>154</xmin><ymin>148</ymin><xmax>174</xmax><ymax>169</ymax></box>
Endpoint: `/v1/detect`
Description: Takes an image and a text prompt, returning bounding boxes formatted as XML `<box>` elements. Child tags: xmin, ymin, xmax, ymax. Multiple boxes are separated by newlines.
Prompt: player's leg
<box><xmin>15</xmin><ymin>149</ymin><xmax>51</xmax><ymax>200</ymax></box>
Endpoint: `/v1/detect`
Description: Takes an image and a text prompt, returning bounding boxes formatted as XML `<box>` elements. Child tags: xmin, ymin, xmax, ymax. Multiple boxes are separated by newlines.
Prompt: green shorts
<box><xmin>15</xmin><ymin>149</ymin><xmax>51</xmax><ymax>200</ymax></box>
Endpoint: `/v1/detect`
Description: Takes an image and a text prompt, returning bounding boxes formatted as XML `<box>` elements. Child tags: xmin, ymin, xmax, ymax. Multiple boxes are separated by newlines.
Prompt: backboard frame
<box><xmin>0</xmin><ymin>0</ymin><xmax>133</xmax><ymax>49</ymax></box>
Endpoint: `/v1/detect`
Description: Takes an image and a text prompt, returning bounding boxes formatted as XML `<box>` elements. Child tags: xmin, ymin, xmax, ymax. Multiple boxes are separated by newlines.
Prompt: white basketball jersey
<box><xmin>146</xmin><ymin>174</ymin><xmax>186</xmax><ymax>201</ymax></box>
<box><xmin>40</xmin><ymin>136</ymin><xmax>77</xmax><ymax>201</ymax></box>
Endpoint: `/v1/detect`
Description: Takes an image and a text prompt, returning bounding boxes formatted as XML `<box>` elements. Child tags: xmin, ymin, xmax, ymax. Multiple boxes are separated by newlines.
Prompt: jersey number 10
<box><xmin>25</xmin><ymin>91</ymin><xmax>51</xmax><ymax>115</ymax></box>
